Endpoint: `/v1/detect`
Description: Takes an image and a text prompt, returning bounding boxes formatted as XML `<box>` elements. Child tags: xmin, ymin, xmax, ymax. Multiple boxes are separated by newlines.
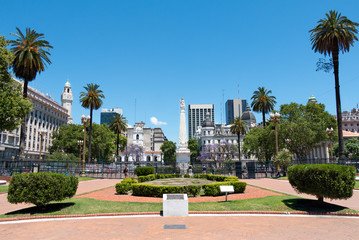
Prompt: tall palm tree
<box><xmin>230</xmin><ymin>117</ymin><xmax>247</xmax><ymax>162</ymax></box>
<box><xmin>310</xmin><ymin>10</ymin><xmax>358</xmax><ymax>159</ymax></box>
<box><xmin>10</xmin><ymin>27</ymin><xmax>53</xmax><ymax>159</ymax></box>
<box><xmin>109</xmin><ymin>114</ymin><xmax>128</xmax><ymax>159</ymax></box>
<box><xmin>251</xmin><ymin>87</ymin><xmax>277</xmax><ymax>127</ymax></box>
<box><xmin>80</xmin><ymin>83</ymin><xmax>105</xmax><ymax>162</ymax></box>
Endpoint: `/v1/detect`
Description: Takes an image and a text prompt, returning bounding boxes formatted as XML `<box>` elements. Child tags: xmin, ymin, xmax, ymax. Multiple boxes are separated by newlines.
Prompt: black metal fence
<box><xmin>0</xmin><ymin>158</ymin><xmax>358</xmax><ymax>179</ymax></box>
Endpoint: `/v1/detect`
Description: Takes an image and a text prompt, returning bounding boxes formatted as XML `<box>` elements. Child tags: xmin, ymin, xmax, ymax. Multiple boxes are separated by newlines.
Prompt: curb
<box><xmin>1</xmin><ymin>210</ymin><xmax>359</xmax><ymax>222</ymax></box>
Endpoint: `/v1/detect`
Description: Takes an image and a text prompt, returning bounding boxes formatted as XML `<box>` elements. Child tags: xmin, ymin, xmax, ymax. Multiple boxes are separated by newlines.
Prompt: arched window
<box><xmin>136</xmin><ymin>134</ymin><xmax>139</xmax><ymax>140</ymax></box>
<box><xmin>147</xmin><ymin>156</ymin><xmax>151</xmax><ymax>162</ymax></box>
<box><xmin>67</xmin><ymin>89</ymin><xmax>69</xmax><ymax>93</ymax></box>
<box><xmin>154</xmin><ymin>156</ymin><xmax>158</xmax><ymax>162</ymax></box>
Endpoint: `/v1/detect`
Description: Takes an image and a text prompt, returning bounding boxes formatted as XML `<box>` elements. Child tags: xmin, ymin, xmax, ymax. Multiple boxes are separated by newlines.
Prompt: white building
<box><xmin>0</xmin><ymin>80</ymin><xmax>73</xmax><ymax>159</ymax></box>
<box><xmin>188</xmin><ymin>104</ymin><xmax>214</xmax><ymax>139</ymax></box>
<box><xmin>119</xmin><ymin>122</ymin><xmax>166</xmax><ymax>162</ymax></box>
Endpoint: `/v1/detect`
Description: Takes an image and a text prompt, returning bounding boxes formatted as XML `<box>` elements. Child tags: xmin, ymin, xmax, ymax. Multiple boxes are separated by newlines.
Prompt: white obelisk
<box><xmin>176</xmin><ymin>98</ymin><xmax>191</xmax><ymax>174</ymax></box>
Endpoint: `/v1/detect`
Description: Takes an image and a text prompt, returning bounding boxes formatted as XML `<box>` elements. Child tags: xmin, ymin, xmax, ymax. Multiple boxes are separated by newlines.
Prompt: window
<box><xmin>136</xmin><ymin>134</ymin><xmax>139</xmax><ymax>140</ymax></box>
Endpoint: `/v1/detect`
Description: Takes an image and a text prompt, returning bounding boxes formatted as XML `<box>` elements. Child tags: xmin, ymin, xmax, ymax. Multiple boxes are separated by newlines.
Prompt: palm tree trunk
<box><xmin>262</xmin><ymin>110</ymin><xmax>266</xmax><ymax>127</ymax></box>
<box><xmin>116</xmin><ymin>133</ymin><xmax>119</xmax><ymax>159</ymax></box>
<box><xmin>333</xmin><ymin>46</ymin><xmax>345</xmax><ymax>159</ymax></box>
<box><xmin>237</xmin><ymin>133</ymin><xmax>241</xmax><ymax>162</ymax></box>
<box><xmin>19</xmin><ymin>80</ymin><xmax>29</xmax><ymax>160</ymax></box>
<box><xmin>262</xmin><ymin>110</ymin><xmax>269</xmax><ymax>161</ymax></box>
<box><xmin>88</xmin><ymin>106</ymin><xmax>93</xmax><ymax>162</ymax></box>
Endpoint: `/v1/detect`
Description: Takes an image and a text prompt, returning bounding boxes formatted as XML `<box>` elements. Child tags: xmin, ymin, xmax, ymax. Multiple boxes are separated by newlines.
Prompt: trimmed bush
<box><xmin>202</xmin><ymin>181</ymin><xmax>246</xmax><ymax>196</ymax></box>
<box><xmin>132</xmin><ymin>184</ymin><xmax>185</xmax><ymax>197</ymax></box>
<box><xmin>230</xmin><ymin>181</ymin><xmax>246</xmax><ymax>193</ymax></box>
<box><xmin>138</xmin><ymin>174</ymin><xmax>156</xmax><ymax>183</ymax></box>
<box><xmin>224</xmin><ymin>176</ymin><xmax>239</xmax><ymax>182</ymax></box>
<box><xmin>116</xmin><ymin>177</ymin><xmax>138</xmax><ymax>194</ymax></box>
<box><xmin>288</xmin><ymin>164</ymin><xmax>356</xmax><ymax>201</ymax></box>
<box><xmin>7</xmin><ymin>172</ymin><xmax>78</xmax><ymax>207</ymax></box>
<box><xmin>135</xmin><ymin>167</ymin><xmax>154</xmax><ymax>176</ymax></box>
<box><xmin>122</xmin><ymin>177</ymin><xmax>137</xmax><ymax>185</ymax></box>
<box><xmin>185</xmin><ymin>185</ymin><xmax>201</xmax><ymax>197</ymax></box>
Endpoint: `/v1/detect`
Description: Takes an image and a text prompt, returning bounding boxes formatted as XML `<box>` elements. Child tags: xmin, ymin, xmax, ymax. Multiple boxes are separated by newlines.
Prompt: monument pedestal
<box><xmin>176</xmin><ymin>148</ymin><xmax>191</xmax><ymax>175</ymax></box>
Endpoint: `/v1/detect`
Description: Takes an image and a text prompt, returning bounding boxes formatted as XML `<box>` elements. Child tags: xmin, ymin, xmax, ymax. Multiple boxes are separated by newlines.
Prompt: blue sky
<box><xmin>1</xmin><ymin>0</ymin><xmax>359</xmax><ymax>143</ymax></box>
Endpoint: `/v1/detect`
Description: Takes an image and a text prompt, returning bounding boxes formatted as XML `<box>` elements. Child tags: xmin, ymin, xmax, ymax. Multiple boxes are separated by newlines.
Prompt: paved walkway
<box><xmin>242</xmin><ymin>178</ymin><xmax>359</xmax><ymax>211</ymax></box>
<box><xmin>0</xmin><ymin>179</ymin><xmax>121</xmax><ymax>215</ymax></box>
<box><xmin>1</xmin><ymin>215</ymin><xmax>358</xmax><ymax>239</ymax></box>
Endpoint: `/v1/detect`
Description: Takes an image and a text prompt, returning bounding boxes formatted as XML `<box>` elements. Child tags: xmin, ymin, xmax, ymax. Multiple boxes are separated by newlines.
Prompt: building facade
<box><xmin>61</xmin><ymin>80</ymin><xmax>74</xmax><ymax>124</ymax></box>
<box><xmin>100</xmin><ymin>108</ymin><xmax>123</xmax><ymax>125</ymax></box>
<box><xmin>118</xmin><ymin>122</ymin><xmax>166</xmax><ymax>162</ymax></box>
<box><xmin>0</xmin><ymin>80</ymin><xmax>72</xmax><ymax>159</ymax></box>
<box><xmin>225</xmin><ymin>98</ymin><xmax>247</xmax><ymax>125</ymax></box>
<box><xmin>188</xmin><ymin>104</ymin><xmax>214</xmax><ymax>140</ymax></box>
<box><xmin>340</xmin><ymin>107</ymin><xmax>359</xmax><ymax>133</ymax></box>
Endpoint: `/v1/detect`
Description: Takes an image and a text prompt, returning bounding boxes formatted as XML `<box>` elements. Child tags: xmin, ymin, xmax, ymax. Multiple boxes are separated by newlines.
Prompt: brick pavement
<box><xmin>1</xmin><ymin>215</ymin><xmax>358</xmax><ymax>240</ymax></box>
<box><xmin>242</xmin><ymin>178</ymin><xmax>359</xmax><ymax>211</ymax></box>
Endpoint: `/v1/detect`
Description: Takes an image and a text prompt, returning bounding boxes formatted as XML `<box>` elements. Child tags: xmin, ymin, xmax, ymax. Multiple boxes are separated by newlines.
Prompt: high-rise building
<box><xmin>0</xmin><ymin>80</ymin><xmax>72</xmax><ymax>159</ymax></box>
<box><xmin>100</xmin><ymin>108</ymin><xmax>123</xmax><ymax>125</ymax></box>
<box><xmin>188</xmin><ymin>104</ymin><xmax>214</xmax><ymax>140</ymax></box>
<box><xmin>225</xmin><ymin>98</ymin><xmax>247</xmax><ymax>125</ymax></box>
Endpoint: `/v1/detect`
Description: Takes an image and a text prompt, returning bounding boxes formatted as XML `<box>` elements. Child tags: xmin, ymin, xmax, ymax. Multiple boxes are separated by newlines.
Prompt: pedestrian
<box><xmin>123</xmin><ymin>165</ymin><xmax>128</xmax><ymax>178</ymax></box>
<box><xmin>188</xmin><ymin>164</ymin><xmax>193</xmax><ymax>175</ymax></box>
<box><xmin>202</xmin><ymin>165</ymin><xmax>207</xmax><ymax>174</ymax></box>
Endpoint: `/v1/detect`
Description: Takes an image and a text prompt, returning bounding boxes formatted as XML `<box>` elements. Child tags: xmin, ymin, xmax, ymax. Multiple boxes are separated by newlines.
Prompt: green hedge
<box><xmin>202</xmin><ymin>181</ymin><xmax>246</xmax><ymax>196</ymax></box>
<box><xmin>288</xmin><ymin>164</ymin><xmax>356</xmax><ymax>201</ymax></box>
<box><xmin>137</xmin><ymin>174</ymin><xmax>182</xmax><ymax>183</ymax></box>
<box><xmin>116</xmin><ymin>178</ymin><xmax>137</xmax><ymax>194</ymax></box>
<box><xmin>7</xmin><ymin>172</ymin><xmax>78</xmax><ymax>206</ymax></box>
<box><xmin>134</xmin><ymin>167</ymin><xmax>154</xmax><ymax>176</ymax></box>
<box><xmin>131</xmin><ymin>184</ymin><xmax>202</xmax><ymax>197</ymax></box>
<box><xmin>193</xmin><ymin>174</ymin><xmax>238</xmax><ymax>182</ymax></box>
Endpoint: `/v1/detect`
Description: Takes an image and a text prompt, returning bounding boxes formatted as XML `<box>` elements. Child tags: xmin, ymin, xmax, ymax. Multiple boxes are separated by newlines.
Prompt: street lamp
<box><xmin>81</xmin><ymin>114</ymin><xmax>91</xmax><ymax>177</ymax></box>
<box><xmin>326</xmin><ymin>127</ymin><xmax>334</xmax><ymax>162</ymax></box>
<box><xmin>285</xmin><ymin>139</ymin><xmax>291</xmax><ymax>150</ymax></box>
<box><xmin>38</xmin><ymin>128</ymin><xmax>48</xmax><ymax>162</ymax></box>
<box><xmin>270</xmin><ymin>112</ymin><xmax>281</xmax><ymax>173</ymax></box>
<box><xmin>77</xmin><ymin>140</ymin><xmax>83</xmax><ymax>171</ymax></box>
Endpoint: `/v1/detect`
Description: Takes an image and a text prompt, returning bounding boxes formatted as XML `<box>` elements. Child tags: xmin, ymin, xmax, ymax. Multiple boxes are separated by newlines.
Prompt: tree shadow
<box><xmin>282</xmin><ymin>198</ymin><xmax>347</xmax><ymax>213</ymax></box>
<box><xmin>5</xmin><ymin>202</ymin><xmax>75</xmax><ymax>216</ymax></box>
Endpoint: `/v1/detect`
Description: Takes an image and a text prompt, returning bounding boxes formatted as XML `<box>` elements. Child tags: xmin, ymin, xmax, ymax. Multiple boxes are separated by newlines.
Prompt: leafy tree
<box><xmin>230</xmin><ymin>117</ymin><xmax>247</xmax><ymax>161</ymax></box>
<box><xmin>160</xmin><ymin>141</ymin><xmax>176</xmax><ymax>165</ymax></box>
<box><xmin>280</xmin><ymin>102</ymin><xmax>336</xmax><ymax>159</ymax></box>
<box><xmin>118</xmin><ymin>134</ymin><xmax>127</xmax><ymax>152</ymax></box>
<box><xmin>0</xmin><ymin>36</ymin><xmax>32</xmax><ymax>131</ymax></box>
<box><xmin>251</xmin><ymin>87</ymin><xmax>277</xmax><ymax>127</ymax></box>
<box><xmin>187</xmin><ymin>138</ymin><xmax>199</xmax><ymax>162</ymax></box>
<box><xmin>9</xmin><ymin>28</ymin><xmax>52</xmax><ymax>159</ymax></box>
<box><xmin>333</xmin><ymin>138</ymin><xmax>359</xmax><ymax>158</ymax></box>
<box><xmin>46</xmin><ymin>151</ymin><xmax>79</xmax><ymax>162</ymax></box>
<box><xmin>274</xmin><ymin>149</ymin><xmax>293</xmax><ymax>176</ymax></box>
<box><xmin>80</xmin><ymin>83</ymin><xmax>105</xmax><ymax>162</ymax></box>
<box><xmin>125</xmin><ymin>144</ymin><xmax>145</xmax><ymax>162</ymax></box>
<box><xmin>109</xmin><ymin>114</ymin><xmax>128</xmax><ymax>157</ymax></box>
<box><xmin>197</xmin><ymin>142</ymin><xmax>237</xmax><ymax>170</ymax></box>
<box><xmin>310</xmin><ymin>10</ymin><xmax>358</xmax><ymax>158</ymax></box>
<box><xmin>49</xmin><ymin>123</ymin><xmax>115</xmax><ymax>162</ymax></box>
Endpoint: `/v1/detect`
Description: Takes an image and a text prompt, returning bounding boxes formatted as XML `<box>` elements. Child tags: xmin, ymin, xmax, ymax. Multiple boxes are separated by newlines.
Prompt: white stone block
<box><xmin>163</xmin><ymin>194</ymin><xmax>188</xmax><ymax>217</ymax></box>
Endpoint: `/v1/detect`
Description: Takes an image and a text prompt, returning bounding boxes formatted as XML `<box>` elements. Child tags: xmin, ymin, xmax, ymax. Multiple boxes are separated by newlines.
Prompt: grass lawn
<box><xmin>78</xmin><ymin>177</ymin><xmax>95</xmax><ymax>181</ymax></box>
<box><xmin>1</xmin><ymin>195</ymin><xmax>357</xmax><ymax>219</ymax></box>
<box><xmin>271</xmin><ymin>176</ymin><xmax>288</xmax><ymax>180</ymax></box>
<box><xmin>355</xmin><ymin>181</ymin><xmax>359</xmax><ymax>190</ymax></box>
<box><xmin>0</xmin><ymin>185</ymin><xmax>8</xmax><ymax>193</ymax></box>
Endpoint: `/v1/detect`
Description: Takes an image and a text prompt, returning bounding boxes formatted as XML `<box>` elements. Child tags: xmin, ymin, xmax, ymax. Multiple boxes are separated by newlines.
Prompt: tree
<box><xmin>230</xmin><ymin>117</ymin><xmax>247</xmax><ymax>161</ymax></box>
<box><xmin>310</xmin><ymin>10</ymin><xmax>358</xmax><ymax>158</ymax></box>
<box><xmin>273</xmin><ymin>149</ymin><xmax>293</xmax><ymax>176</ymax></box>
<box><xmin>126</xmin><ymin>144</ymin><xmax>144</xmax><ymax>162</ymax></box>
<box><xmin>49</xmin><ymin>123</ymin><xmax>115</xmax><ymax>162</ymax></box>
<box><xmin>9</xmin><ymin>28</ymin><xmax>52</xmax><ymax>158</ymax></box>
<box><xmin>251</xmin><ymin>87</ymin><xmax>277</xmax><ymax>127</ymax></box>
<box><xmin>46</xmin><ymin>151</ymin><xmax>78</xmax><ymax>162</ymax></box>
<box><xmin>160</xmin><ymin>141</ymin><xmax>176</xmax><ymax>165</ymax></box>
<box><xmin>333</xmin><ymin>138</ymin><xmax>359</xmax><ymax>158</ymax></box>
<box><xmin>80</xmin><ymin>83</ymin><xmax>105</xmax><ymax>162</ymax></box>
<box><xmin>187</xmin><ymin>138</ymin><xmax>199</xmax><ymax>163</ymax></box>
<box><xmin>197</xmin><ymin>141</ymin><xmax>237</xmax><ymax>170</ymax></box>
<box><xmin>280</xmin><ymin>102</ymin><xmax>336</xmax><ymax>159</ymax></box>
<box><xmin>109</xmin><ymin>114</ymin><xmax>128</xmax><ymax>158</ymax></box>
<box><xmin>0</xmin><ymin>36</ymin><xmax>32</xmax><ymax>131</ymax></box>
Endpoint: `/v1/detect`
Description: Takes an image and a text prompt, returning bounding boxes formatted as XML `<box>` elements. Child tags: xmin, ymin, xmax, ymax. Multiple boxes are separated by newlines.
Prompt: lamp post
<box><xmin>270</xmin><ymin>112</ymin><xmax>281</xmax><ymax>173</ymax></box>
<box><xmin>38</xmin><ymin>128</ymin><xmax>47</xmax><ymax>163</ymax></box>
<box><xmin>81</xmin><ymin>114</ymin><xmax>91</xmax><ymax>177</ymax></box>
<box><xmin>285</xmin><ymin>139</ymin><xmax>291</xmax><ymax>150</ymax></box>
<box><xmin>326</xmin><ymin>127</ymin><xmax>334</xmax><ymax>163</ymax></box>
<box><xmin>77</xmin><ymin>140</ymin><xmax>83</xmax><ymax>172</ymax></box>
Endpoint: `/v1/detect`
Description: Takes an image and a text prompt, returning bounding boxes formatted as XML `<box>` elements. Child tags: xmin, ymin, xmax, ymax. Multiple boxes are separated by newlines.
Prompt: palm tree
<box><xmin>109</xmin><ymin>114</ymin><xmax>128</xmax><ymax>159</ymax></box>
<box><xmin>230</xmin><ymin>117</ymin><xmax>247</xmax><ymax>161</ymax></box>
<box><xmin>251</xmin><ymin>87</ymin><xmax>277</xmax><ymax>127</ymax></box>
<box><xmin>10</xmin><ymin>27</ymin><xmax>53</xmax><ymax>159</ymax></box>
<box><xmin>310</xmin><ymin>10</ymin><xmax>358</xmax><ymax>158</ymax></box>
<box><xmin>80</xmin><ymin>83</ymin><xmax>105</xmax><ymax>162</ymax></box>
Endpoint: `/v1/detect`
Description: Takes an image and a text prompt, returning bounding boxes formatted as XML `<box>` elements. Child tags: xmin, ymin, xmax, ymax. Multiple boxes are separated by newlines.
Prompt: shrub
<box><xmin>185</xmin><ymin>185</ymin><xmax>201</xmax><ymax>197</ymax></box>
<box><xmin>138</xmin><ymin>174</ymin><xmax>156</xmax><ymax>183</ymax></box>
<box><xmin>135</xmin><ymin>167</ymin><xmax>154</xmax><ymax>176</ymax></box>
<box><xmin>115</xmin><ymin>183</ymin><xmax>131</xmax><ymax>194</ymax></box>
<box><xmin>224</xmin><ymin>176</ymin><xmax>239</xmax><ymax>182</ymax></box>
<box><xmin>288</xmin><ymin>164</ymin><xmax>356</xmax><ymax>201</ymax></box>
<box><xmin>230</xmin><ymin>181</ymin><xmax>246</xmax><ymax>193</ymax></box>
<box><xmin>122</xmin><ymin>177</ymin><xmax>137</xmax><ymax>184</ymax></box>
<box><xmin>132</xmin><ymin>184</ymin><xmax>185</xmax><ymax>197</ymax></box>
<box><xmin>183</xmin><ymin>174</ymin><xmax>190</xmax><ymax>178</ymax></box>
<box><xmin>7</xmin><ymin>172</ymin><xmax>78</xmax><ymax>207</ymax></box>
<box><xmin>202</xmin><ymin>181</ymin><xmax>246</xmax><ymax>196</ymax></box>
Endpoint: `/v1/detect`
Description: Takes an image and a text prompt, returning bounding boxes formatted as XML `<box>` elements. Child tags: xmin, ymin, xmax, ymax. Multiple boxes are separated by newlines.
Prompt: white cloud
<box><xmin>151</xmin><ymin>117</ymin><xmax>167</xmax><ymax>126</ymax></box>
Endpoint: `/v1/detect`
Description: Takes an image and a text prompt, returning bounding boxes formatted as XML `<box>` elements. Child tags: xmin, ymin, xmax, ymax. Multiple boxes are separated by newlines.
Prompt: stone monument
<box><xmin>176</xmin><ymin>98</ymin><xmax>191</xmax><ymax>174</ymax></box>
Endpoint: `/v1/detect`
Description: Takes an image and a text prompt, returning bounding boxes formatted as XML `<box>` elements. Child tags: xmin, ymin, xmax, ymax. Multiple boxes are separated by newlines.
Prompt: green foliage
<box><xmin>251</xmin><ymin>86</ymin><xmax>277</xmax><ymax>126</ymax></box>
<box><xmin>122</xmin><ymin>177</ymin><xmax>137</xmax><ymax>185</ymax></box>
<box><xmin>137</xmin><ymin>174</ymin><xmax>156</xmax><ymax>183</ymax></box>
<box><xmin>109</xmin><ymin>114</ymin><xmax>128</xmax><ymax>155</ymax></box>
<box><xmin>47</xmin><ymin>151</ymin><xmax>79</xmax><ymax>162</ymax></box>
<box><xmin>224</xmin><ymin>176</ymin><xmax>239</xmax><ymax>181</ymax></box>
<box><xmin>132</xmin><ymin>184</ymin><xmax>186</xmax><ymax>197</ymax></box>
<box><xmin>184</xmin><ymin>185</ymin><xmax>201</xmax><ymax>197</ymax></box>
<box><xmin>160</xmin><ymin>141</ymin><xmax>177</xmax><ymax>165</ymax></box>
<box><xmin>333</xmin><ymin>138</ymin><xmax>359</xmax><ymax>158</ymax></box>
<box><xmin>137</xmin><ymin>174</ymin><xmax>182</xmax><ymax>183</ymax></box>
<box><xmin>49</xmin><ymin>123</ymin><xmax>116</xmax><ymax>162</ymax></box>
<box><xmin>273</xmin><ymin>149</ymin><xmax>292</xmax><ymax>171</ymax></box>
<box><xmin>0</xmin><ymin>36</ymin><xmax>32</xmax><ymax>131</ymax></box>
<box><xmin>188</xmin><ymin>138</ymin><xmax>199</xmax><ymax>162</ymax></box>
<box><xmin>288</xmin><ymin>164</ymin><xmax>356</xmax><ymax>201</ymax></box>
<box><xmin>115</xmin><ymin>178</ymin><xmax>137</xmax><ymax>194</ymax></box>
<box><xmin>135</xmin><ymin>167</ymin><xmax>155</xmax><ymax>176</ymax></box>
<box><xmin>7</xmin><ymin>173</ymin><xmax>78</xmax><ymax>206</ymax></box>
<box><xmin>202</xmin><ymin>181</ymin><xmax>246</xmax><ymax>196</ymax></box>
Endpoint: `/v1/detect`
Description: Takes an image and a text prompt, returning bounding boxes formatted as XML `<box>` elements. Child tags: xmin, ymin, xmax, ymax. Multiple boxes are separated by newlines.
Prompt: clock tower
<box><xmin>61</xmin><ymin>79</ymin><xmax>73</xmax><ymax>124</ymax></box>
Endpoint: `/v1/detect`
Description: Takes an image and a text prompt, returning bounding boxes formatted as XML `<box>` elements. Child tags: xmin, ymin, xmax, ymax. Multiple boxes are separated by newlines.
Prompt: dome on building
<box><xmin>65</xmin><ymin>80</ymin><xmax>71</xmax><ymax>87</ymax></box>
<box><xmin>241</xmin><ymin>105</ymin><xmax>256</xmax><ymax>122</ymax></box>
<box><xmin>308</xmin><ymin>94</ymin><xmax>317</xmax><ymax>103</ymax></box>
<box><xmin>202</xmin><ymin>112</ymin><xmax>214</xmax><ymax>128</ymax></box>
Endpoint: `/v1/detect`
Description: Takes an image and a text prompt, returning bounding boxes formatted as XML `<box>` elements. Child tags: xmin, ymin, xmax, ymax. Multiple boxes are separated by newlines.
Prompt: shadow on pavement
<box><xmin>282</xmin><ymin>198</ymin><xmax>348</xmax><ymax>213</ymax></box>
